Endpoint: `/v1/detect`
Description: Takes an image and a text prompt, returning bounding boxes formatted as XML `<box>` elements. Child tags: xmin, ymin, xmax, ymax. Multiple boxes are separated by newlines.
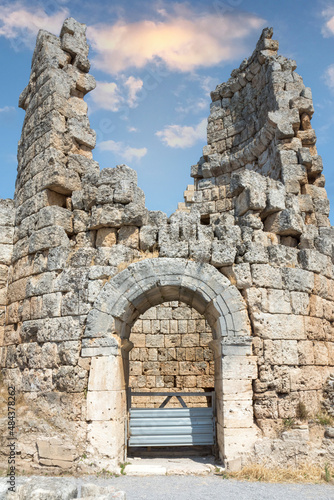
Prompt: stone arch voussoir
<box><xmin>83</xmin><ymin>258</ymin><xmax>251</xmax><ymax>349</ymax></box>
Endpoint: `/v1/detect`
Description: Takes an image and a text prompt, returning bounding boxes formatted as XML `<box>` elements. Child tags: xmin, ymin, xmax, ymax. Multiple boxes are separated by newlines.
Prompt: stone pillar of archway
<box><xmin>82</xmin><ymin>258</ymin><xmax>258</xmax><ymax>468</ymax></box>
<box><xmin>83</xmin><ymin>337</ymin><xmax>133</xmax><ymax>462</ymax></box>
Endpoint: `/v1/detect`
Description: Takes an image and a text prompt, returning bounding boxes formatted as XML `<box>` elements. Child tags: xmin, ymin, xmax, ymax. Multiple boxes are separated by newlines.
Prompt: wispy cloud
<box><xmin>322</xmin><ymin>6</ymin><xmax>334</xmax><ymax>36</ymax></box>
<box><xmin>190</xmin><ymin>74</ymin><xmax>219</xmax><ymax>95</ymax></box>
<box><xmin>0</xmin><ymin>2</ymin><xmax>68</xmax><ymax>48</ymax></box>
<box><xmin>0</xmin><ymin>106</ymin><xmax>15</xmax><ymax>113</ymax></box>
<box><xmin>175</xmin><ymin>98</ymin><xmax>208</xmax><ymax>115</ymax></box>
<box><xmin>87</xmin><ymin>6</ymin><xmax>265</xmax><ymax>74</ymax></box>
<box><xmin>124</xmin><ymin>76</ymin><xmax>143</xmax><ymax>108</ymax></box>
<box><xmin>156</xmin><ymin>117</ymin><xmax>207</xmax><ymax>148</ymax></box>
<box><xmin>324</xmin><ymin>64</ymin><xmax>334</xmax><ymax>90</ymax></box>
<box><xmin>98</xmin><ymin>139</ymin><xmax>147</xmax><ymax>162</ymax></box>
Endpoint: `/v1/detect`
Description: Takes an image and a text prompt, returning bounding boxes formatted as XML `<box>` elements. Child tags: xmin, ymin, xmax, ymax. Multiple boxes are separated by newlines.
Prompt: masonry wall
<box><xmin>129</xmin><ymin>302</ymin><xmax>214</xmax><ymax>408</ymax></box>
<box><xmin>0</xmin><ymin>19</ymin><xmax>333</xmax><ymax>472</ymax></box>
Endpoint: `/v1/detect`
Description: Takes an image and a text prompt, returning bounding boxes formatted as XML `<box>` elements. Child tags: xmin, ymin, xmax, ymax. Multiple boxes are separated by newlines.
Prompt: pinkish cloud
<box><xmin>87</xmin><ymin>7</ymin><xmax>265</xmax><ymax>74</ymax></box>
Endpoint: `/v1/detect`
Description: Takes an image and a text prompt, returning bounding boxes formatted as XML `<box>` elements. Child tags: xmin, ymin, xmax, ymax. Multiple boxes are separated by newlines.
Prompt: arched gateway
<box><xmin>82</xmin><ymin>259</ymin><xmax>258</xmax><ymax>465</ymax></box>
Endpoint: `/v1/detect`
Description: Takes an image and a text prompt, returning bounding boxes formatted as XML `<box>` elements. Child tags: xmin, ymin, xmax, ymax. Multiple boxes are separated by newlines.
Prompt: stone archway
<box><xmin>81</xmin><ymin>258</ymin><xmax>258</xmax><ymax>467</ymax></box>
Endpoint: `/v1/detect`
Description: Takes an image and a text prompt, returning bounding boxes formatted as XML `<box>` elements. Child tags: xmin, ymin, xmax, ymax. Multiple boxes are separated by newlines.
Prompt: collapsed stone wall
<box><xmin>129</xmin><ymin>302</ymin><xmax>214</xmax><ymax>407</ymax></box>
<box><xmin>0</xmin><ymin>19</ymin><xmax>333</xmax><ymax>472</ymax></box>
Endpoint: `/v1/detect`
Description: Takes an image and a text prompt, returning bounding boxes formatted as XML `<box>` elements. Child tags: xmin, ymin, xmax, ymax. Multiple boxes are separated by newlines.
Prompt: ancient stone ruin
<box><xmin>0</xmin><ymin>18</ymin><xmax>333</xmax><ymax>473</ymax></box>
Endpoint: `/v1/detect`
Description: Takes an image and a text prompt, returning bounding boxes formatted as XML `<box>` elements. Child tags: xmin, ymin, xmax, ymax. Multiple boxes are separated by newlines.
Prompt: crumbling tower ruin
<box><xmin>0</xmin><ymin>19</ymin><xmax>333</xmax><ymax>472</ymax></box>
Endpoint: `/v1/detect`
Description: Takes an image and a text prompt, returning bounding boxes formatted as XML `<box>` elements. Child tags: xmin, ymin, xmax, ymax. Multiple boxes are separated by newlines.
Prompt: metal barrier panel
<box><xmin>128</xmin><ymin>407</ymin><xmax>215</xmax><ymax>447</ymax></box>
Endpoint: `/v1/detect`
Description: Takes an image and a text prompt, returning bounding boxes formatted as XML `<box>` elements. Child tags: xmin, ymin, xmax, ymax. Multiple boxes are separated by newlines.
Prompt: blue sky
<box><xmin>0</xmin><ymin>0</ymin><xmax>334</xmax><ymax>223</ymax></box>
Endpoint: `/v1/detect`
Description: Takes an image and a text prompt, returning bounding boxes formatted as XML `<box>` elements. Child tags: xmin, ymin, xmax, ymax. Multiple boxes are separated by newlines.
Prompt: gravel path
<box><xmin>1</xmin><ymin>475</ymin><xmax>334</xmax><ymax>500</ymax></box>
<box><xmin>97</xmin><ymin>475</ymin><xmax>334</xmax><ymax>500</ymax></box>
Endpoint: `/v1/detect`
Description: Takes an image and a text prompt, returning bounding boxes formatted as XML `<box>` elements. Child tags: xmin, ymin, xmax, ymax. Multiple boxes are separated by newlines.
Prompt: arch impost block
<box><xmin>221</xmin><ymin>336</ymin><xmax>253</xmax><ymax>356</ymax></box>
<box><xmin>81</xmin><ymin>337</ymin><xmax>119</xmax><ymax>358</ymax></box>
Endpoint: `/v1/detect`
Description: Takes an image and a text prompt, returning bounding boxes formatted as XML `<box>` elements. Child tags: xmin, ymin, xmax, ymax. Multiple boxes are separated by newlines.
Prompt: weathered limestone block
<box><xmin>0</xmin><ymin>226</ymin><xmax>14</xmax><ymax>245</ymax></box>
<box><xmin>89</xmin><ymin>206</ymin><xmax>123</xmax><ymax>229</ymax></box>
<box><xmin>67</xmin><ymin>116</ymin><xmax>96</xmax><ymax>149</ymax></box>
<box><xmin>60</xmin><ymin>17</ymin><xmax>89</xmax><ymax>58</ymax></box>
<box><xmin>251</xmin><ymin>264</ymin><xmax>282</xmax><ymax>288</ymax></box>
<box><xmin>21</xmin><ymin>368</ymin><xmax>53</xmax><ymax>391</ymax></box>
<box><xmin>290</xmin><ymin>366</ymin><xmax>325</xmax><ymax>391</ymax></box>
<box><xmin>42</xmin><ymin>163</ymin><xmax>81</xmax><ymax>194</ymax></box>
<box><xmin>268</xmin><ymin>108</ymin><xmax>300</xmax><ymax>138</ymax></box>
<box><xmin>26</xmin><ymin>272</ymin><xmax>56</xmax><ymax>297</ymax></box>
<box><xmin>252</xmin><ymin>312</ymin><xmax>305</xmax><ymax>340</ymax></box>
<box><xmin>282</xmin><ymin>268</ymin><xmax>314</xmax><ymax>292</ymax></box>
<box><xmin>118</xmin><ymin>226</ymin><xmax>139</xmax><ymax>249</ymax></box>
<box><xmin>114</xmin><ymin>180</ymin><xmax>135</xmax><ymax>204</ymax></box>
<box><xmin>20</xmin><ymin>317</ymin><xmax>83</xmax><ymax>343</ymax></box>
<box><xmin>36</xmin><ymin>206</ymin><xmax>73</xmax><ymax>233</ymax></box>
<box><xmin>298</xmin><ymin>249</ymin><xmax>328</xmax><ymax>274</ymax></box>
<box><xmin>0</xmin><ymin>244</ymin><xmax>13</xmax><ymax>265</ymax></box>
<box><xmin>266</xmin><ymin>289</ymin><xmax>291</xmax><ymax>314</ymax></box>
<box><xmin>189</xmin><ymin>240</ymin><xmax>212</xmax><ymax>263</ymax></box>
<box><xmin>264</xmin><ymin>209</ymin><xmax>304</xmax><ymax>236</ymax></box>
<box><xmin>98</xmin><ymin>164</ymin><xmax>138</xmax><ymax>186</ymax></box>
<box><xmin>28</xmin><ymin>227</ymin><xmax>69</xmax><ymax>254</ymax></box>
<box><xmin>211</xmin><ymin>240</ymin><xmax>237</xmax><ymax>267</ymax></box>
<box><xmin>37</xmin><ymin>438</ymin><xmax>76</xmax><ymax>468</ymax></box>
<box><xmin>235</xmin><ymin>186</ymin><xmax>266</xmax><ymax>216</ymax></box>
<box><xmin>243</xmin><ymin>242</ymin><xmax>269</xmax><ymax>264</ymax></box>
<box><xmin>96</xmin><ymin>184</ymin><xmax>114</xmax><ymax>205</ymax></box>
<box><xmin>53</xmin><ymin>365</ymin><xmax>88</xmax><ymax>392</ymax></box>
<box><xmin>96</xmin><ymin>227</ymin><xmax>117</xmax><ymax>247</ymax></box>
<box><xmin>290</xmin><ymin>292</ymin><xmax>310</xmax><ymax>315</ymax></box>
<box><xmin>221</xmin><ymin>263</ymin><xmax>252</xmax><ymax>289</ymax></box>
<box><xmin>264</xmin><ymin>185</ymin><xmax>286</xmax><ymax>215</ymax></box>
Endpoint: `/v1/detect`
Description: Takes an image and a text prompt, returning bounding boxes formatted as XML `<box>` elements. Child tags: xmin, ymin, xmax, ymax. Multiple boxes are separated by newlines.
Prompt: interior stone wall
<box><xmin>129</xmin><ymin>301</ymin><xmax>214</xmax><ymax>408</ymax></box>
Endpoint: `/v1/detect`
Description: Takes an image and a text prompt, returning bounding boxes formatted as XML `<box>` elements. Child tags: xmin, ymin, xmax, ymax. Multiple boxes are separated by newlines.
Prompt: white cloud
<box><xmin>156</xmin><ymin>118</ymin><xmax>207</xmax><ymax>148</ymax></box>
<box><xmin>90</xmin><ymin>81</ymin><xmax>123</xmax><ymax>112</ymax></box>
<box><xmin>124</xmin><ymin>76</ymin><xmax>143</xmax><ymax>108</ymax></box>
<box><xmin>98</xmin><ymin>139</ymin><xmax>147</xmax><ymax>162</ymax></box>
<box><xmin>87</xmin><ymin>6</ymin><xmax>265</xmax><ymax>74</ymax></box>
<box><xmin>324</xmin><ymin>64</ymin><xmax>334</xmax><ymax>90</ymax></box>
<box><xmin>0</xmin><ymin>106</ymin><xmax>15</xmax><ymax>113</ymax></box>
<box><xmin>322</xmin><ymin>7</ymin><xmax>334</xmax><ymax>37</ymax></box>
<box><xmin>90</xmin><ymin>77</ymin><xmax>144</xmax><ymax>113</ymax></box>
<box><xmin>0</xmin><ymin>2</ymin><xmax>69</xmax><ymax>48</ymax></box>
<box><xmin>128</xmin><ymin>126</ymin><xmax>138</xmax><ymax>132</ymax></box>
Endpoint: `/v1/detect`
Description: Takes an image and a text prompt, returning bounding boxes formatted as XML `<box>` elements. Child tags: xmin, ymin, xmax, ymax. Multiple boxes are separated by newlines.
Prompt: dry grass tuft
<box><xmin>222</xmin><ymin>463</ymin><xmax>334</xmax><ymax>484</ymax></box>
<box><xmin>117</xmin><ymin>250</ymin><xmax>159</xmax><ymax>272</ymax></box>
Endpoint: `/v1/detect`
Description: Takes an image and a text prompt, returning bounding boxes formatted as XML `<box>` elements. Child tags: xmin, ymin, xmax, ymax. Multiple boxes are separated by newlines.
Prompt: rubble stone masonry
<box><xmin>0</xmin><ymin>19</ymin><xmax>333</xmax><ymax>472</ymax></box>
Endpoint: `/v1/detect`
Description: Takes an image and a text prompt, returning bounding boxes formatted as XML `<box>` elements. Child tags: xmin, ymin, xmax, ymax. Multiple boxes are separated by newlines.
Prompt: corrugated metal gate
<box><xmin>128</xmin><ymin>390</ymin><xmax>215</xmax><ymax>447</ymax></box>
